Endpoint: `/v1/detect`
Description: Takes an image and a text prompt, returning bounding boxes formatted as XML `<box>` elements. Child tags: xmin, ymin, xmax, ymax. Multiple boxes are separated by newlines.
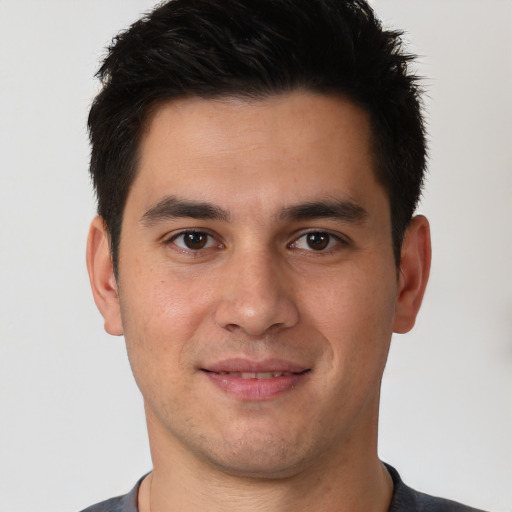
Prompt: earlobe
<box><xmin>393</xmin><ymin>215</ymin><xmax>432</xmax><ymax>334</ymax></box>
<box><xmin>86</xmin><ymin>216</ymin><xmax>124</xmax><ymax>336</ymax></box>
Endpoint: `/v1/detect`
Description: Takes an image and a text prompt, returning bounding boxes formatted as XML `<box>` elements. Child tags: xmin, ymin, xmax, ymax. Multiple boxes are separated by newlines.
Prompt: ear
<box><xmin>393</xmin><ymin>215</ymin><xmax>432</xmax><ymax>334</ymax></box>
<box><xmin>86</xmin><ymin>216</ymin><xmax>123</xmax><ymax>336</ymax></box>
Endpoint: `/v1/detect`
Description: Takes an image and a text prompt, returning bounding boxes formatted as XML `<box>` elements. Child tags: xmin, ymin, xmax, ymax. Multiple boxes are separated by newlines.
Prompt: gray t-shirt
<box><xmin>79</xmin><ymin>464</ymin><xmax>486</xmax><ymax>512</ymax></box>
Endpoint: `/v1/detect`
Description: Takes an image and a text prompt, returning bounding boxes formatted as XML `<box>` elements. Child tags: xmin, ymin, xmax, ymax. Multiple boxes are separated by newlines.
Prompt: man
<box><xmin>83</xmin><ymin>0</ymin><xmax>485</xmax><ymax>510</ymax></box>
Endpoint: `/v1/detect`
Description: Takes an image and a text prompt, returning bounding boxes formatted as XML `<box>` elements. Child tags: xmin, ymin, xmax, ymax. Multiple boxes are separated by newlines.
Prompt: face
<box><xmin>88</xmin><ymin>92</ymin><xmax>429</xmax><ymax>479</ymax></box>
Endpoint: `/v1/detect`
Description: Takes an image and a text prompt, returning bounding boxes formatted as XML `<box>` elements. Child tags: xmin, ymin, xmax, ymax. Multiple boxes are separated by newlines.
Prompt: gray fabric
<box><xmin>385</xmin><ymin>465</ymin><xmax>486</xmax><ymax>512</ymax></box>
<box><xmin>79</xmin><ymin>465</ymin><xmax>486</xmax><ymax>512</ymax></box>
<box><xmin>79</xmin><ymin>475</ymin><xmax>141</xmax><ymax>512</ymax></box>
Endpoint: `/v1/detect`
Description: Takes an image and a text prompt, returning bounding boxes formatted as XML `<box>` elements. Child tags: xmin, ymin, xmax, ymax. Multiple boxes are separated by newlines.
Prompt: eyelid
<box><xmin>164</xmin><ymin>229</ymin><xmax>224</xmax><ymax>252</ymax></box>
<box><xmin>288</xmin><ymin>229</ymin><xmax>350</xmax><ymax>251</ymax></box>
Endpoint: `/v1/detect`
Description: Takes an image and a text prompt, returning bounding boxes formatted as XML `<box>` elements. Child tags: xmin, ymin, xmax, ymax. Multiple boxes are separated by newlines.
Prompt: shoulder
<box><xmin>79</xmin><ymin>495</ymin><xmax>127</xmax><ymax>512</ymax></box>
<box><xmin>78</xmin><ymin>476</ymin><xmax>143</xmax><ymax>512</ymax></box>
<box><xmin>386</xmin><ymin>464</ymin><xmax>487</xmax><ymax>512</ymax></box>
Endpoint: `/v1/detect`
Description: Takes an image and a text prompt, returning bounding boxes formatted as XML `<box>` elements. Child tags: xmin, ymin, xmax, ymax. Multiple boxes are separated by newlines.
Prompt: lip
<box><xmin>204</xmin><ymin>358</ymin><xmax>308</xmax><ymax>374</ymax></box>
<box><xmin>201</xmin><ymin>358</ymin><xmax>310</xmax><ymax>401</ymax></box>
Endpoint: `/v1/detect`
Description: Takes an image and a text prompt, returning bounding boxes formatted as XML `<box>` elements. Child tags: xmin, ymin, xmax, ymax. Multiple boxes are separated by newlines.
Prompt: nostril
<box><xmin>224</xmin><ymin>323</ymin><xmax>241</xmax><ymax>333</ymax></box>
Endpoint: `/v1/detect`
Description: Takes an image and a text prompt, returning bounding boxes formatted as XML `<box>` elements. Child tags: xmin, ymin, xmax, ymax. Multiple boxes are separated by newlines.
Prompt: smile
<box><xmin>202</xmin><ymin>361</ymin><xmax>310</xmax><ymax>400</ymax></box>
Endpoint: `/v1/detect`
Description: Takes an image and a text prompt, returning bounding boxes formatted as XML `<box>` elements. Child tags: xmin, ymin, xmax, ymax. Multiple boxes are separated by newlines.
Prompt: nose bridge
<box><xmin>215</xmin><ymin>244</ymin><xmax>299</xmax><ymax>335</ymax></box>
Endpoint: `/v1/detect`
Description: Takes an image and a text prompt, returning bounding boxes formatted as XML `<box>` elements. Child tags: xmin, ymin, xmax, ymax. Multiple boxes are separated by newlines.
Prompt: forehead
<box><xmin>142</xmin><ymin>92</ymin><xmax>372</xmax><ymax>158</ymax></box>
<box><xmin>131</xmin><ymin>92</ymin><xmax>383</xmax><ymax>216</ymax></box>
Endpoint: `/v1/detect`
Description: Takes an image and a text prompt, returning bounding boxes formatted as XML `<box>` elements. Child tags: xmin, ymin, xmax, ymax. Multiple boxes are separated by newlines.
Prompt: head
<box><xmin>86</xmin><ymin>0</ymin><xmax>431</xmax><ymax>486</ymax></box>
<box><xmin>88</xmin><ymin>0</ymin><xmax>426</xmax><ymax>274</ymax></box>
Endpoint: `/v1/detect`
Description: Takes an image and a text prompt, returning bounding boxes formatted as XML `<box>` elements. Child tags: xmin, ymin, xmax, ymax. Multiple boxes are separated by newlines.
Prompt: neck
<box><xmin>142</xmin><ymin>457</ymin><xmax>392</xmax><ymax>512</ymax></box>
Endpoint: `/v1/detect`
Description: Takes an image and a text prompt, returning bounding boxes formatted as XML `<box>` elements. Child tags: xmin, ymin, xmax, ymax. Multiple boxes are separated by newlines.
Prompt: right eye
<box><xmin>169</xmin><ymin>231</ymin><xmax>218</xmax><ymax>251</ymax></box>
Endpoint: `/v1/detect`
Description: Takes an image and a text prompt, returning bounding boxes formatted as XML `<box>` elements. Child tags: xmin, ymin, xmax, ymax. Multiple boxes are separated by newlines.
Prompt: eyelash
<box><xmin>289</xmin><ymin>231</ymin><xmax>347</xmax><ymax>252</ymax></box>
<box><xmin>167</xmin><ymin>230</ymin><xmax>221</xmax><ymax>252</ymax></box>
<box><xmin>164</xmin><ymin>229</ymin><xmax>348</xmax><ymax>254</ymax></box>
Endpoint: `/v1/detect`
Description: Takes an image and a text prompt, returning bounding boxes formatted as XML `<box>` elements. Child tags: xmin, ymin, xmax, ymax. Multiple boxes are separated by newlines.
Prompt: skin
<box><xmin>87</xmin><ymin>92</ymin><xmax>431</xmax><ymax>511</ymax></box>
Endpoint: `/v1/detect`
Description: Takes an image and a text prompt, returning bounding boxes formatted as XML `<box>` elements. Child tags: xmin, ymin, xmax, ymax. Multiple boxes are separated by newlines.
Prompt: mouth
<box><xmin>201</xmin><ymin>359</ymin><xmax>311</xmax><ymax>400</ymax></box>
<box><xmin>208</xmin><ymin>371</ymin><xmax>297</xmax><ymax>379</ymax></box>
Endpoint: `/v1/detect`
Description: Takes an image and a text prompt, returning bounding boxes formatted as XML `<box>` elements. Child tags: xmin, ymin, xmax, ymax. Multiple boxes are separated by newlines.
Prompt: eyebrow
<box><xmin>140</xmin><ymin>195</ymin><xmax>367</xmax><ymax>227</ymax></box>
<box><xmin>141</xmin><ymin>196</ymin><xmax>230</xmax><ymax>225</ymax></box>
<box><xmin>278</xmin><ymin>199</ymin><xmax>368</xmax><ymax>223</ymax></box>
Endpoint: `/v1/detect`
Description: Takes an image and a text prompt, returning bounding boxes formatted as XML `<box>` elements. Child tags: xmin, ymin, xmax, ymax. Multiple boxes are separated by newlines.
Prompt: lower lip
<box><xmin>203</xmin><ymin>371</ymin><xmax>306</xmax><ymax>400</ymax></box>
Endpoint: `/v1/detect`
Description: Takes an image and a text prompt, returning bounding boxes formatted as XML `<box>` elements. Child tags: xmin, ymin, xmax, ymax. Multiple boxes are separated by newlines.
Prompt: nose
<box><xmin>214</xmin><ymin>249</ymin><xmax>299</xmax><ymax>336</ymax></box>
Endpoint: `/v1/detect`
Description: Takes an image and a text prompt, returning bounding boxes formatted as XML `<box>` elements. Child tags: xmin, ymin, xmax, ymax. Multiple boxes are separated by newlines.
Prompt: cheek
<box><xmin>303</xmin><ymin>263</ymin><xmax>397</xmax><ymax>378</ymax></box>
<box><xmin>121</xmin><ymin>258</ymin><xmax>213</xmax><ymax>334</ymax></box>
<box><xmin>119</xmin><ymin>277</ymin><xmax>210</xmax><ymax>422</ymax></box>
<box><xmin>306</xmin><ymin>265</ymin><xmax>396</xmax><ymax>333</ymax></box>
<box><xmin>118</xmin><ymin>266</ymin><xmax>214</xmax><ymax>381</ymax></box>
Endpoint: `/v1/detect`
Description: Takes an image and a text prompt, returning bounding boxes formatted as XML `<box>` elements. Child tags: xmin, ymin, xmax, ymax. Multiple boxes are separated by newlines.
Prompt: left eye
<box><xmin>291</xmin><ymin>232</ymin><xmax>339</xmax><ymax>251</ymax></box>
<box><xmin>170</xmin><ymin>231</ymin><xmax>217</xmax><ymax>251</ymax></box>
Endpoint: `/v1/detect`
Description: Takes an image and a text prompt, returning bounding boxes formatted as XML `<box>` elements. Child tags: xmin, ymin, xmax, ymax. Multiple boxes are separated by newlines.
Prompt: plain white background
<box><xmin>0</xmin><ymin>1</ymin><xmax>510</xmax><ymax>511</ymax></box>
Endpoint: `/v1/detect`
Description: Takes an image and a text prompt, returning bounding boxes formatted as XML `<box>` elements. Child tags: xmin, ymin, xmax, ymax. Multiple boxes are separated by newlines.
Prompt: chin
<box><xmin>200</xmin><ymin>429</ymin><xmax>313</xmax><ymax>480</ymax></box>
<box><xmin>209</xmin><ymin>452</ymin><xmax>306</xmax><ymax>480</ymax></box>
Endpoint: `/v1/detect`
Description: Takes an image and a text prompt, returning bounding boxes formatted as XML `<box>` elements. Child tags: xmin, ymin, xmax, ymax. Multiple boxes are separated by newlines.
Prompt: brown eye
<box><xmin>172</xmin><ymin>231</ymin><xmax>215</xmax><ymax>251</ymax></box>
<box><xmin>290</xmin><ymin>231</ymin><xmax>342</xmax><ymax>252</ymax></box>
<box><xmin>306</xmin><ymin>232</ymin><xmax>330</xmax><ymax>250</ymax></box>
<box><xmin>184</xmin><ymin>232</ymin><xmax>208</xmax><ymax>249</ymax></box>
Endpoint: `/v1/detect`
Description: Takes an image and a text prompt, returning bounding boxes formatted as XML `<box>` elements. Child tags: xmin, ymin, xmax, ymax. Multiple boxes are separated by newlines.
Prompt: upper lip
<box><xmin>202</xmin><ymin>358</ymin><xmax>309</xmax><ymax>374</ymax></box>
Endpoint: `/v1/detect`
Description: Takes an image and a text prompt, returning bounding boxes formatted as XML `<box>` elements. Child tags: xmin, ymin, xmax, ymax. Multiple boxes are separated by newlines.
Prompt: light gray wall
<box><xmin>0</xmin><ymin>1</ymin><xmax>510</xmax><ymax>511</ymax></box>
